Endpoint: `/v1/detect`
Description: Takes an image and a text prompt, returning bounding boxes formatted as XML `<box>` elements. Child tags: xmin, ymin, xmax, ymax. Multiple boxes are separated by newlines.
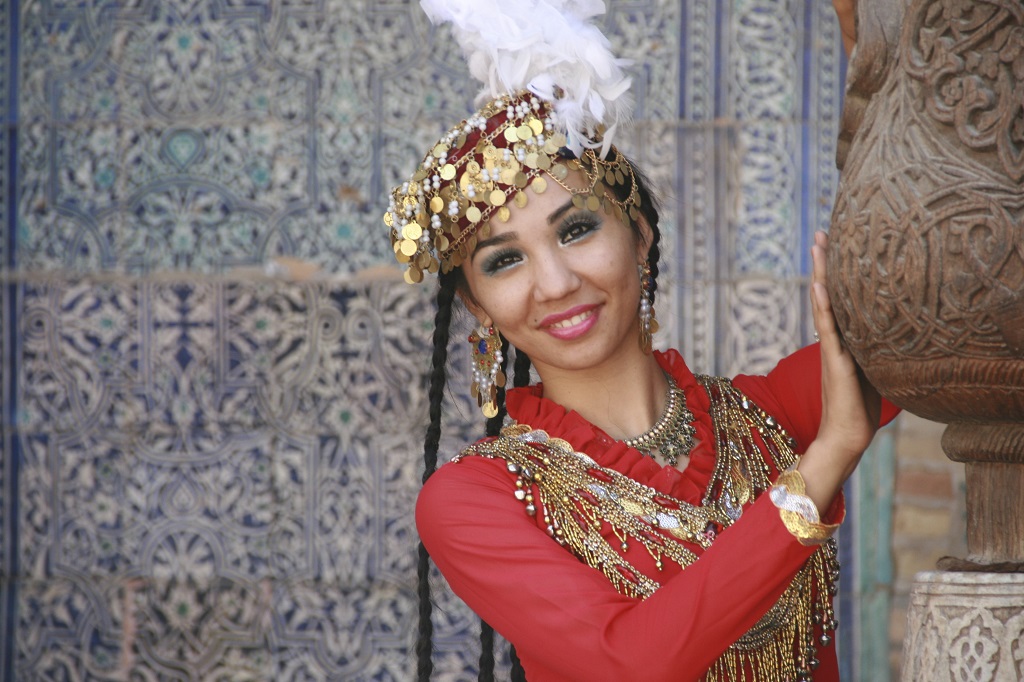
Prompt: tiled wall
<box><xmin>0</xmin><ymin>1</ymin><xmax>906</xmax><ymax>680</ymax></box>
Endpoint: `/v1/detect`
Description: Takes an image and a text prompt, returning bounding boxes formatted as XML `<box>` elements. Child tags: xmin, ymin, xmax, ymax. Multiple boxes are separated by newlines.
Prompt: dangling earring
<box><xmin>469</xmin><ymin>325</ymin><xmax>506</xmax><ymax>418</ymax></box>
<box><xmin>638</xmin><ymin>261</ymin><xmax>659</xmax><ymax>354</ymax></box>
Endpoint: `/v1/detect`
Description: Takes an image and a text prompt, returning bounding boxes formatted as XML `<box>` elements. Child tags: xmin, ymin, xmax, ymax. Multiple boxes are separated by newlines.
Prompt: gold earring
<box><xmin>468</xmin><ymin>325</ymin><xmax>506</xmax><ymax>418</ymax></box>
<box><xmin>638</xmin><ymin>261</ymin><xmax>659</xmax><ymax>354</ymax></box>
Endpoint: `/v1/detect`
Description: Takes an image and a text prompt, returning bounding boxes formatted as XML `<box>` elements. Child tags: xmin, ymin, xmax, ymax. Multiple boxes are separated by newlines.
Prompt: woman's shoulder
<box><xmin>417</xmin><ymin>447</ymin><xmax>518</xmax><ymax>513</ymax></box>
<box><xmin>415</xmin><ymin>444</ymin><xmax>541</xmax><ymax>554</ymax></box>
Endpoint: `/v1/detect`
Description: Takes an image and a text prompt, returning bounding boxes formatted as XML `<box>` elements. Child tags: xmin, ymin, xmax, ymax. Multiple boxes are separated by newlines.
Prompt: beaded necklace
<box><xmin>456</xmin><ymin>375</ymin><xmax>838</xmax><ymax>682</ymax></box>
<box><xmin>622</xmin><ymin>373</ymin><xmax>696</xmax><ymax>466</ymax></box>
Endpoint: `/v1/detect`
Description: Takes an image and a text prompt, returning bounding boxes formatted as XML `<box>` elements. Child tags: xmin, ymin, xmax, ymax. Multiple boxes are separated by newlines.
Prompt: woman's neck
<box><xmin>535</xmin><ymin>352</ymin><xmax>669</xmax><ymax>442</ymax></box>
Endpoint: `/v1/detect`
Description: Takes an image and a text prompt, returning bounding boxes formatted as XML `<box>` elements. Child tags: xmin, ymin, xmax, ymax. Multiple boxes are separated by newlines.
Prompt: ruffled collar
<box><xmin>504</xmin><ymin>349</ymin><xmax>717</xmax><ymax>504</ymax></box>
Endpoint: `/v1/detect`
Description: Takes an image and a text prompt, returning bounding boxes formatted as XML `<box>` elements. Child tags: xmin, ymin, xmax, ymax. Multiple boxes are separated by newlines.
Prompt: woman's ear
<box><xmin>456</xmin><ymin>288</ymin><xmax>492</xmax><ymax>328</ymax></box>
<box><xmin>635</xmin><ymin>216</ymin><xmax>655</xmax><ymax>262</ymax></box>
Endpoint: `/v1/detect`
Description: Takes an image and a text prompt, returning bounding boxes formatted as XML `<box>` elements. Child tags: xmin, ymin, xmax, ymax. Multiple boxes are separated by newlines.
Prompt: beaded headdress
<box><xmin>384</xmin><ymin>0</ymin><xmax>642</xmax><ymax>284</ymax></box>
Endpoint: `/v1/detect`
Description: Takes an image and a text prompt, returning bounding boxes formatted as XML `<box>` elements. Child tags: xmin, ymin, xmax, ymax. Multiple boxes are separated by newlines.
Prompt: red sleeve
<box><xmin>417</xmin><ymin>456</ymin><xmax>822</xmax><ymax>682</ymax></box>
<box><xmin>732</xmin><ymin>344</ymin><xmax>901</xmax><ymax>453</ymax></box>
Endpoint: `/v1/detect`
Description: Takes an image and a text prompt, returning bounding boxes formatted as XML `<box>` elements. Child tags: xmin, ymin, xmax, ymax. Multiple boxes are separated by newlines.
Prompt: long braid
<box><xmin>647</xmin><ymin>235</ymin><xmax>662</xmax><ymax>305</ymax></box>
<box><xmin>632</xmin><ymin>159</ymin><xmax>663</xmax><ymax>305</ymax></box>
<box><xmin>417</xmin><ymin>272</ymin><xmax>458</xmax><ymax>682</ymax></box>
<box><xmin>416</xmin><ymin>545</ymin><xmax>434</xmax><ymax>682</ymax></box>
<box><xmin>510</xmin><ymin>646</ymin><xmax>527</xmax><ymax>682</ymax></box>
<box><xmin>478</xmin><ymin>624</ymin><xmax>496</xmax><ymax>682</ymax></box>
<box><xmin>512</xmin><ymin>347</ymin><xmax>531</xmax><ymax>387</ymax></box>
<box><xmin>478</xmin><ymin>335</ymin><xmax>510</xmax><ymax>681</ymax></box>
<box><xmin>423</xmin><ymin>273</ymin><xmax>457</xmax><ymax>482</ymax></box>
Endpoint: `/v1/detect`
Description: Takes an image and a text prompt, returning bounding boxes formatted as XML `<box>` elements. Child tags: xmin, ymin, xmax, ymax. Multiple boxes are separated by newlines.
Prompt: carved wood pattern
<box><xmin>905</xmin><ymin>0</ymin><xmax>1024</xmax><ymax>183</ymax></box>
<box><xmin>828</xmin><ymin>0</ymin><xmax>1024</xmax><ymax>424</ymax></box>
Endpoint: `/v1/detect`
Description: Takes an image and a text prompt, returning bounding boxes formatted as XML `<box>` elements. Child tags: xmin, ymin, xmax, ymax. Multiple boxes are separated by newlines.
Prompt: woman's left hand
<box><xmin>796</xmin><ymin>230</ymin><xmax>882</xmax><ymax>513</ymax></box>
<box><xmin>811</xmin><ymin>230</ymin><xmax>881</xmax><ymax>458</ymax></box>
<box><xmin>833</xmin><ymin>0</ymin><xmax>856</xmax><ymax>58</ymax></box>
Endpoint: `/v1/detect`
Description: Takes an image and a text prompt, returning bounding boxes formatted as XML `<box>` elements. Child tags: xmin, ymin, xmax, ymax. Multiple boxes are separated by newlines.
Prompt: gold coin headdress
<box><xmin>385</xmin><ymin>0</ymin><xmax>641</xmax><ymax>283</ymax></box>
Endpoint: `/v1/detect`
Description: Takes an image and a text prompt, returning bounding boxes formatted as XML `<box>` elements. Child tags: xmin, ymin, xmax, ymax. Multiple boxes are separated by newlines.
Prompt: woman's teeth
<box><xmin>551</xmin><ymin>311</ymin><xmax>592</xmax><ymax>329</ymax></box>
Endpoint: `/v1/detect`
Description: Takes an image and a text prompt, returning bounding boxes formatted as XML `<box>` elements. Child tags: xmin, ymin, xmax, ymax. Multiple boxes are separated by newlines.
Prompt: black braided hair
<box><xmin>417</xmin><ymin>270</ymin><xmax>458</xmax><ymax>681</ymax></box>
<box><xmin>416</xmin><ymin>542</ymin><xmax>434</xmax><ymax>681</ymax></box>
<box><xmin>510</xmin><ymin>645</ymin><xmax>528</xmax><ymax>682</ymax></box>
<box><xmin>478</xmin><ymin>622</ymin><xmax>495</xmax><ymax>682</ymax></box>
<box><xmin>628</xmin><ymin>157</ymin><xmax>663</xmax><ymax>307</ymax></box>
<box><xmin>603</xmin><ymin>150</ymin><xmax>663</xmax><ymax>306</ymax></box>
<box><xmin>512</xmin><ymin>347</ymin><xmax>532</xmax><ymax>388</ymax></box>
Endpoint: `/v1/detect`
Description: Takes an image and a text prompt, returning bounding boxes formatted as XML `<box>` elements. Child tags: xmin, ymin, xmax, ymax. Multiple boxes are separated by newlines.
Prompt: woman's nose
<box><xmin>533</xmin><ymin>252</ymin><xmax>581</xmax><ymax>301</ymax></box>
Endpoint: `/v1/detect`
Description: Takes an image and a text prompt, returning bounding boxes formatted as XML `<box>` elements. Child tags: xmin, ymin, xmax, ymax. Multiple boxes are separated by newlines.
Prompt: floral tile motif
<box><xmin>13</xmin><ymin>574</ymin><xmax>283</xmax><ymax>681</ymax></box>
<box><xmin>14</xmin><ymin>278</ymin><xmax>434</xmax><ymax>438</ymax></box>
<box><xmin>14</xmin><ymin>0</ymin><xmax>680</xmax><ymax>276</ymax></box>
<box><xmin>131</xmin><ymin>576</ymin><xmax>276</xmax><ymax>680</ymax></box>
<box><xmin>12</xmin><ymin>575</ymin><xmax>130</xmax><ymax>681</ymax></box>
<box><xmin>13</xmin><ymin>277</ymin><xmax>440</xmax><ymax>579</ymax></box>
<box><xmin>272</xmin><ymin>580</ymin><xmax>417</xmax><ymax>681</ymax></box>
<box><xmin>6</xmin><ymin>274</ymin><xmax>476</xmax><ymax>676</ymax></box>
<box><xmin>11</xmin><ymin>575</ymin><xmax>486</xmax><ymax>681</ymax></box>
<box><xmin>15</xmin><ymin>430</ymin><xmax>278</xmax><ymax>580</ymax></box>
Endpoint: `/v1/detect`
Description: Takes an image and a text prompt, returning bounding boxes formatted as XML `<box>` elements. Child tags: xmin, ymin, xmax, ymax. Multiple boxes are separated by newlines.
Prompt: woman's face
<box><xmin>460</xmin><ymin>174</ymin><xmax>650</xmax><ymax>378</ymax></box>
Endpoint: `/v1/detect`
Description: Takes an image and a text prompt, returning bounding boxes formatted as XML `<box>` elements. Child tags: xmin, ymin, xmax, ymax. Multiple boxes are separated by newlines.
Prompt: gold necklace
<box><xmin>622</xmin><ymin>374</ymin><xmax>696</xmax><ymax>466</ymax></box>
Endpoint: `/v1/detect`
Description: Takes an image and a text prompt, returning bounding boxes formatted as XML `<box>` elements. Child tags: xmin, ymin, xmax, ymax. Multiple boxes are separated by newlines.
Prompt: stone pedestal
<box><xmin>901</xmin><ymin>572</ymin><xmax>1024</xmax><ymax>682</ymax></box>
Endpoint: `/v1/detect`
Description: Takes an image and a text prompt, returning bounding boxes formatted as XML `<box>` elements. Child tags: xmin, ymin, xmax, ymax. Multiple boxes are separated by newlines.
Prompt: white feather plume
<box><xmin>420</xmin><ymin>0</ymin><xmax>633</xmax><ymax>157</ymax></box>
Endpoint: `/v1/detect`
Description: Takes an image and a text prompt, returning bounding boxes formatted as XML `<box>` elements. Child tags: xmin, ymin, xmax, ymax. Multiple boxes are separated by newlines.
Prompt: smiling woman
<box><xmin>385</xmin><ymin>2</ymin><xmax>895</xmax><ymax>681</ymax></box>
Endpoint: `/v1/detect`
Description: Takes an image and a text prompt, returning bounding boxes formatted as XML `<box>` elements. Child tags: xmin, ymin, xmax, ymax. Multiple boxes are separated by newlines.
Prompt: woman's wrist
<box><xmin>770</xmin><ymin>463</ymin><xmax>846</xmax><ymax>545</ymax></box>
<box><xmin>794</xmin><ymin>439</ymin><xmax>861</xmax><ymax>516</ymax></box>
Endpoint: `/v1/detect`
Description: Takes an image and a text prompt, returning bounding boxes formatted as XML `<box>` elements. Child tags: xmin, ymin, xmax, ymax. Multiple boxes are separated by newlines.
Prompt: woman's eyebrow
<box><xmin>471</xmin><ymin>232</ymin><xmax>518</xmax><ymax>262</ymax></box>
<box><xmin>470</xmin><ymin>197</ymin><xmax>576</xmax><ymax>263</ymax></box>
<box><xmin>547</xmin><ymin>199</ymin><xmax>575</xmax><ymax>225</ymax></box>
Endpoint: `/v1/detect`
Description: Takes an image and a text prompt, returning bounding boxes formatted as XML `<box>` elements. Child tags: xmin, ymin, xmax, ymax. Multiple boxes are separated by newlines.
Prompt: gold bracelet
<box><xmin>769</xmin><ymin>467</ymin><xmax>840</xmax><ymax>546</ymax></box>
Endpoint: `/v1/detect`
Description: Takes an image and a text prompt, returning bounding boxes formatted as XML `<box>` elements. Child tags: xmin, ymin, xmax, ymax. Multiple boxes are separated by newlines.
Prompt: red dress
<box><xmin>417</xmin><ymin>346</ymin><xmax>899</xmax><ymax>681</ymax></box>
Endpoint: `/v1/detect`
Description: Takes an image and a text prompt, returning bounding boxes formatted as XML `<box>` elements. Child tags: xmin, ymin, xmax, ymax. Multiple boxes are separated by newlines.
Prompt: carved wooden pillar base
<box><xmin>964</xmin><ymin>463</ymin><xmax>1024</xmax><ymax>565</ymax></box>
<box><xmin>943</xmin><ymin>423</ymin><xmax>1024</xmax><ymax>566</ymax></box>
<box><xmin>901</xmin><ymin>572</ymin><xmax>1024</xmax><ymax>682</ymax></box>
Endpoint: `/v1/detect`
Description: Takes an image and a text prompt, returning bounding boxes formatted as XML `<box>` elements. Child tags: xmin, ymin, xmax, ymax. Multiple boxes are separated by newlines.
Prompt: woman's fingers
<box><xmin>800</xmin><ymin>230</ymin><xmax>884</xmax><ymax>510</ymax></box>
<box><xmin>810</xmin><ymin>232</ymin><xmax>839</xmax><ymax>348</ymax></box>
<box><xmin>810</xmin><ymin>231</ymin><xmax>878</xmax><ymax>453</ymax></box>
<box><xmin>812</xmin><ymin>231</ymin><xmax>883</xmax><ymax>425</ymax></box>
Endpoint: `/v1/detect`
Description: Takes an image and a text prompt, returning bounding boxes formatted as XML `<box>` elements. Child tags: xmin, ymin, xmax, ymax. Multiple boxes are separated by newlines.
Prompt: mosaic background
<box><xmin>0</xmin><ymin>0</ymin><xmax>893</xmax><ymax>680</ymax></box>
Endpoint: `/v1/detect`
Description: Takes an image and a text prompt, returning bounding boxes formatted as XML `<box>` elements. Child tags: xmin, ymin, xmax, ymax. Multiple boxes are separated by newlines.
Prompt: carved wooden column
<box><xmin>828</xmin><ymin>0</ymin><xmax>1024</xmax><ymax>678</ymax></box>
